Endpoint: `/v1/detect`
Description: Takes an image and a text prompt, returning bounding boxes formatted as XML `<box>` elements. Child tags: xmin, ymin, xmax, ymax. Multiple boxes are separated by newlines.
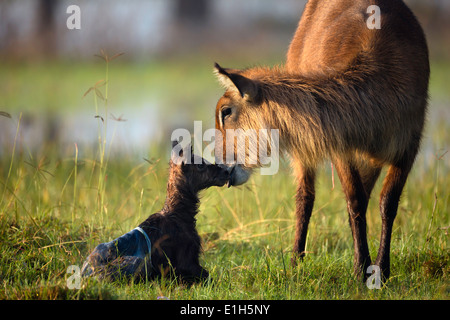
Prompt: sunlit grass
<box><xmin>0</xmin><ymin>147</ymin><xmax>447</xmax><ymax>299</ymax></box>
<box><xmin>0</xmin><ymin>57</ymin><xmax>448</xmax><ymax>299</ymax></box>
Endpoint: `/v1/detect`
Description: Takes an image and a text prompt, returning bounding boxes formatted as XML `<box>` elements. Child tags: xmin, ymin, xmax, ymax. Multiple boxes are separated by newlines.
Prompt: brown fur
<box><xmin>214</xmin><ymin>0</ymin><xmax>429</xmax><ymax>280</ymax></box>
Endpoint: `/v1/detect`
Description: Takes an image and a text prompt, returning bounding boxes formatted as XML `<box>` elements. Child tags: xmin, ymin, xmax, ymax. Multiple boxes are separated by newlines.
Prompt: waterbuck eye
<box><xmin>221</xmin><ymin>107</ymin><xmax>232</xmax><ymax>124</ymax></box>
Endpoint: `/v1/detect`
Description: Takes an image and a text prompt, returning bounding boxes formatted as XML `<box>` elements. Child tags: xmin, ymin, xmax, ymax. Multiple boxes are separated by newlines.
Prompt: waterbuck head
<box><xmin>213</xmin><ymin>63</ymin><xmax>274</xmax><ymax>187</ymax></box>
<box><xmin>170</xmin><ymin>139</ymin><xmax>230</xmax><ymax>192</ymax></box>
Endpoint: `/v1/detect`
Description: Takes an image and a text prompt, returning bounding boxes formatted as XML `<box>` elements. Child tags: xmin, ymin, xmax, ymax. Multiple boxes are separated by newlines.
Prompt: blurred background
<box><xmin>0</xmin><ymin>0</ymin><xmax>449</xmax><ymax>164</ymax></box>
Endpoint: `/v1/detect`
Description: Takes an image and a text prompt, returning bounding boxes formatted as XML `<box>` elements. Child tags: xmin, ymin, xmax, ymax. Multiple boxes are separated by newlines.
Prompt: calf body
<box><xmin>82</xmin><ymin>142</ymin><xmax>229</xmax><ymax>282</ymax></box>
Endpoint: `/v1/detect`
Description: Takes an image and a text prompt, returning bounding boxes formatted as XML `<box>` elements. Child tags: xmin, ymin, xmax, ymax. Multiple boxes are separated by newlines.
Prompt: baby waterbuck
<box><xmin>214</xmin><ymin>0</ymin><xmax>429</xmax><ymax>281</ymax></box>
<box><xmin>82</xmin><ymin>140</ymin><xmax>229</xmax><ymax>283</ymax></box>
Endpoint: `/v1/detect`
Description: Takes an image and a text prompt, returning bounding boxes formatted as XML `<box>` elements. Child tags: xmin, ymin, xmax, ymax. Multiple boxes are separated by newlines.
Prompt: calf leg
<box><xmin>292</xmin><ymin>165</ymin><xmax>316</xmax><ymax>264</ymax></box>
<box><xmin>334</xmin><ymin>158</ymin><xmax>371</xmax><ymax>278</ymax></box>
<box><xmin>375</xmin><ymin>159</ymin><xmax>412</xmax><ymax>281</ymax></box>
<box><xmin>175</xmin><ymin>241</ymin><xmax>209</xmax><ymax>283</ymax></box>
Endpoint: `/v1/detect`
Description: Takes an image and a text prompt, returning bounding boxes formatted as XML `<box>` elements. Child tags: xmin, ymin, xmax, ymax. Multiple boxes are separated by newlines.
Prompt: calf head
<box><xmin>170</xmin><ymin>139</ymin><xmax>230</xmax><ymax>190</ymax></box>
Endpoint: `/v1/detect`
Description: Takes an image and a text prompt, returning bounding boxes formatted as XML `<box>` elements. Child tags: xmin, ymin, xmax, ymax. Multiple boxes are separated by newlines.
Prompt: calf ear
<box><xmin>171</xmin><ymin>137</ymin><xmax>194</xmax><ymax>165</ymax></box>
<box><xmin>171</xmin><ymin>139</ymin><xmax>183</xmax><ymax>164</ymax></box>
<box><xmin>214</xmin><ymin>63</ymin><xmax>259</xmax><ymax>101</ymax></box>
<box><xmin>172</xmin><ymin>139</ymin><xmax>180</xmax><ymax>151</ymax></box>
<box><xmin>188</xmin><ymin>143</ymin><xmax>195</xmax><ymax>164</ymax></box>
<box><xmin>181</xmin><ymin>143</ymin><xmax>193</xmax><ymax>165</ymax></box>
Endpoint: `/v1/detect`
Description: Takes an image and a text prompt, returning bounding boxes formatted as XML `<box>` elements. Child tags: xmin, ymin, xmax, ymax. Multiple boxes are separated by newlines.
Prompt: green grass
<box><xmin>0</xmin><ymin>142</ymin><xmax>447</xmax><ymax>299</ymax></box>
<box><xmin>0</xmin><ymin>160</ymin><xmax>448</xmax><ymax>299</ymax></box>
<box><xmin>0</xmin><ymin>57</ymin><xmax>449</xmax><ymax>300</ymax></box>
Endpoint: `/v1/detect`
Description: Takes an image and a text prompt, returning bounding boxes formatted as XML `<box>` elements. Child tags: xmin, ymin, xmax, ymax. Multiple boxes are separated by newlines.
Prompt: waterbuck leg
<box><xmin>358</xmin><ymin>163</ymin><xmax>382</xmax><ymax>200</ymax></box>
<box><xmin>334</xmin><ymin>158</ymin><xmax>371</xmax><ymax>279</ymax></box>
<box><xmin>292</xmin><ymin>165</ymin><xmax>316</xmax><ymax>265</ymax></box>
<box><xmin>375</xmin><ymin>159</ymin><xmax>412</xmax><ymax>281</ymax></box>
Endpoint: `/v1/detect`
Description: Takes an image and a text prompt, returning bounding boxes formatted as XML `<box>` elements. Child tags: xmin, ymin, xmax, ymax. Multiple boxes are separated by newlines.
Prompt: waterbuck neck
<box><xmin>162</xmin><ymin>171</ymin><xmax>200</xmax><ymax>218</ymax></box>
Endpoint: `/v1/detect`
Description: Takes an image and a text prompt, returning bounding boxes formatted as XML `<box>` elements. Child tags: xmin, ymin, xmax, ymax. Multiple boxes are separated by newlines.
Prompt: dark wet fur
<box><xmin>82</xmin><ymin>142</ymin><xmax>229</xmax><ymax>283</ymax></box>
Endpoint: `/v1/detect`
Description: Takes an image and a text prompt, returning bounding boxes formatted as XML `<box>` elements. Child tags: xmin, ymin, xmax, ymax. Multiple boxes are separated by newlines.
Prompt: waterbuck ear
<box><xmin>214</xmin><ymin>62</ymin><xmax>259</xmax><ymax>101</ymax></box>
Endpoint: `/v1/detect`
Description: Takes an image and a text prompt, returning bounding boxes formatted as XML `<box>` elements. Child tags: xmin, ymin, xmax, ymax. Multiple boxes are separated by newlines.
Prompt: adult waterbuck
<box><xmin>213</xmin><ymin>0</ymin><xmax>429</xmax><ymax>281</ymax></box>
